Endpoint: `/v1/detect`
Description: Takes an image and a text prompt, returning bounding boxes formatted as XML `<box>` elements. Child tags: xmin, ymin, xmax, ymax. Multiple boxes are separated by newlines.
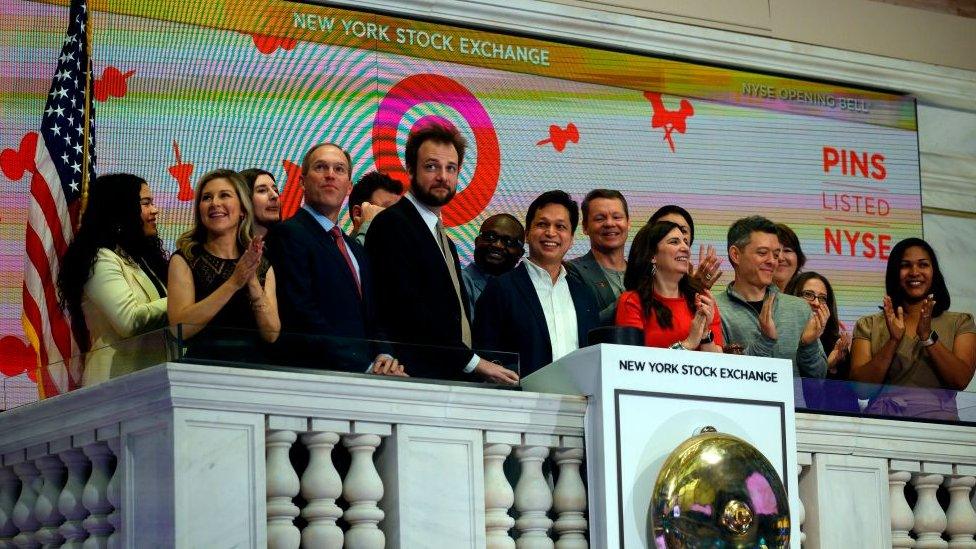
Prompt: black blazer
<box><xmin>473</xmin><ymin>262</ymin><xmax>600</xmax><ymax>378</ymax></box>
<box><xmin>366</xmin><ymin>198</ymin><xmax>474</xmax><ymax>380</ymax></box>
<box><xmin>265</xmin><ymin>208</ymin><xmax>383</xmax><ymax>371</ymax></box>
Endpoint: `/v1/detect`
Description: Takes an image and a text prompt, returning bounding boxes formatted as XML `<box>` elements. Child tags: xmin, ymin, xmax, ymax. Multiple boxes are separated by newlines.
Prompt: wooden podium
<box><xmin>523</xmin><ymin>344</ymin><xmax>800</xmax><ymax>548</ymax></box>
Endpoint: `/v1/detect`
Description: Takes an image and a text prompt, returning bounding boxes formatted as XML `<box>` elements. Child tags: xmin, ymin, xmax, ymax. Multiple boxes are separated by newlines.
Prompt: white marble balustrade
<box><xmin>0</xmin><ymin>363</ymin><xmax>975</xmax><ymax>548</ymax></box>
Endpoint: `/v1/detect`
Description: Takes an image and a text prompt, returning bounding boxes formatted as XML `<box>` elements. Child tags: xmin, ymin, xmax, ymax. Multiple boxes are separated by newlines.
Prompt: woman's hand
<box><xmin>801</xmin><ymin>301</ymin><xmax>830</xmax><ymax>345</ymax></box>
<box><xmin>232</xmin><ymin>236</ymin><xmax>264</xmax><ymax>290</ymax></box>
<box><xmin>883</xmin><ymin>295</ymin><xmax>905</xmax><ymax>342</ymax></box>
<box><xmin>689</xmin><ymin>245</ymin><xmax>723</xmax><ymax>290</ymax></box>
<box><xmin>916</xmin><ymin>294</ymin><xmax>935</xmax><ymax>341</ymax></box>
<box><xmin>828</xmin><ymin>332</ymin><xmax>852</xmax><ymax>371</ymax></box>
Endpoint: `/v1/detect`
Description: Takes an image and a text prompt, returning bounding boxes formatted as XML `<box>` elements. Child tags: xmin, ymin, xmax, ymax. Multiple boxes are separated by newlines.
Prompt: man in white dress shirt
<box><xmin>473</xmin><ymin>190</ymin><xmax>599</xmax><ymax>377</ymax></box>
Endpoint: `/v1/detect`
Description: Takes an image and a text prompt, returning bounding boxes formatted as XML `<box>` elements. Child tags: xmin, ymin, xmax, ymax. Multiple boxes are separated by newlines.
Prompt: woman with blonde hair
<box><xmin>167</xmin><ymin>169</ymin><xmax>279</xmax><ymax>360</ymax></box>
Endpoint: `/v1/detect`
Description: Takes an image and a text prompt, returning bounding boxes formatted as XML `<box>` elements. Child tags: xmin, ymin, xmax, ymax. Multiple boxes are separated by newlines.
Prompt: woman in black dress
<box><xmin>167</xmin><ymin>169</ymin><xmax>279</xmax><ymax>362</ymax></box>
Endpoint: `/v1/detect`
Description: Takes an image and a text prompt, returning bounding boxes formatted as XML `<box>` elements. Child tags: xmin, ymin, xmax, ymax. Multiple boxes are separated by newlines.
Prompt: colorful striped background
<box><xmin>0</xmin><ymin>0</ymin><xmax>921</xmax><ymax>404</ymax></box>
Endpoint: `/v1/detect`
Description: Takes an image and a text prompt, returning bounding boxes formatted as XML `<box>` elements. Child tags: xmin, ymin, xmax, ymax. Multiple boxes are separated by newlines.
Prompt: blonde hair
<box><xmin>176</xmin><ymin>169</ymin><xmax>255</xmax><ymax>261</ymax></box>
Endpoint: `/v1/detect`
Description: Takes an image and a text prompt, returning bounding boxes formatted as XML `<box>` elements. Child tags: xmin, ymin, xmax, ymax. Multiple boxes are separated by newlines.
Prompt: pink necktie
<box><xmin>330</xmin><ymin>226</ymin><xmax>361</xmax><ymax>298</ymax></box>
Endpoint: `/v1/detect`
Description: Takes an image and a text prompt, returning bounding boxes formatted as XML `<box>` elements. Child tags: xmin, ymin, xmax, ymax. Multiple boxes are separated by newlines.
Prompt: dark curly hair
<box><xmin>623</xmin><ymin>221</ymin><xmax>696</xmax><ymax>329</ymax></box>
<box><xmin>885</xmin><ymin>238</ymin><xmax>950</xmax><ymax>317</ymax></box>
<box><xmin>57</xmin><ymin>173</ymin><xmax>169</xmax><ymax>350</ymax></box>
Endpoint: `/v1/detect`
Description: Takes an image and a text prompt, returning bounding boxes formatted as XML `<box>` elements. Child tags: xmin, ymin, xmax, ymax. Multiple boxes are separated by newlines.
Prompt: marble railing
<box><xmin>0</xmin><ymin>362</ymin><xmax>974</xmax><ymax>548</ymax></box>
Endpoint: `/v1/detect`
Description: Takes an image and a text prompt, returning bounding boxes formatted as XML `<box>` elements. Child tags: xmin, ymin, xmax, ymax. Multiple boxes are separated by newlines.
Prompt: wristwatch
<box><xmin>920</xmin><ymin>331</ymin><xmax>939</xmax><ymax>347</ymax></box>
<box><xmin>699</xmin><ymin>331</ymin><xmax>714</xmax><ymax>345</ymax></box>
<box><xmin>669</xmin><ymin>342</ymin><xmax>687</xmax><ymax>351</ymax></box>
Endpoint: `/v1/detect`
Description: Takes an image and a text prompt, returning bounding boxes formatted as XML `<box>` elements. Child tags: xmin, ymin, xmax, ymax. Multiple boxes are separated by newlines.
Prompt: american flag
<box><xmin>23</xmin><ymin>0</ymin><xmax>96</xmax><ymax>397</ymax></box>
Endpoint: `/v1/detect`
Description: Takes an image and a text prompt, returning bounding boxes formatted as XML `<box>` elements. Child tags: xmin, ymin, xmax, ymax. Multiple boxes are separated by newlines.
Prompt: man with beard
<box><xmin>567</xmin><ymin>189</ymin><xmax>631</xmax><ymax>325</ymax></box>
<box><xmin>462</xmin><ymin>214</ymin><xmax>525</xmax><ymax>318</ymax></box>
<box><xmin>366</xmin><ymin>122</ymin><xmax>519</xmax><ymax>384</ymax></box>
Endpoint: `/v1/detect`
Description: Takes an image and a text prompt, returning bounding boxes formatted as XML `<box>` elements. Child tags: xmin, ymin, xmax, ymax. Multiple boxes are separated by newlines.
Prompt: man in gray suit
<box><xmin>566</xmin><ymin>189</ymin><xmax>631</xmax><ymax>325</ymax></box>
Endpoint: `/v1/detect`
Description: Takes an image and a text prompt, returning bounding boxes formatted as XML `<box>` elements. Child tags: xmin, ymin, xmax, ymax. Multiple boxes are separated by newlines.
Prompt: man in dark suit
<box><xmin>474</xmin><ymin>191</ymin><xmax>599</xmax><ymax>377</ymax></box>
<box><xmin>366</xmin><ymin>122</ymin><xmax>518</xmax><ymax>384</ymax></box>
<box><xmin>266</xmin><ymin>143</ymin><xmax>403</xmax><ymax>376</ymax></box>
<box><xmin>566</xmin><ymin>189</ymin><xmax>631</xmax><ymax>325</ymax></box>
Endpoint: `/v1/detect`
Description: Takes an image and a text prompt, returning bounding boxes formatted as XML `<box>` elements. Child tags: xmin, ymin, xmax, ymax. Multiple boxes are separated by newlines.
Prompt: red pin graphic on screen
<box><xmin>278</xmin><ymin>159</ymin><xmax>304</xmax><ymax>221</ymax></box>
<box><xmin>168</xmin><ymin>140</ymin><xmax>195</xmax><ymax>201</ymax></box>
<box><xmin>644</xmin><ymin>92</ymin><xmax>694</xmax><ymax>153</ymax></box>
<box><xmin>93</xmin><ymin>66</ymin><xmax>135</xmax><ymax>103</ymax></box>
<box><xmin>536</xmin><ymin>122</ymin><xmax>579</xmax><ymax>152</ymax></box>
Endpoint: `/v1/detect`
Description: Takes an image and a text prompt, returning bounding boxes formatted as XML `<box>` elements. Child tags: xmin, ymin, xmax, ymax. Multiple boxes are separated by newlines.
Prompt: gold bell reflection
<box><xmin>649</xmin><ymin>426</ymin><xmax>791</xmax><ymax>548</ymax></box>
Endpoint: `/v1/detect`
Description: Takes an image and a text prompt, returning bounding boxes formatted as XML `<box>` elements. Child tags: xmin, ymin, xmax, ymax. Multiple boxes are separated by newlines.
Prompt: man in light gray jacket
<box><xmin>714</xmin><ymin>216</ymin><xmax>828</xmax><ymax>402</ymax></box>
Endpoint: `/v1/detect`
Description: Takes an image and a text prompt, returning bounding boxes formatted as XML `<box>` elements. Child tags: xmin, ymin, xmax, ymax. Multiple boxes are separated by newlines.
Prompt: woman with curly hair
<box><xmin>57</xmin><ymin>173</ymin><xmax>170</xmax><ymax>386</ymax></box>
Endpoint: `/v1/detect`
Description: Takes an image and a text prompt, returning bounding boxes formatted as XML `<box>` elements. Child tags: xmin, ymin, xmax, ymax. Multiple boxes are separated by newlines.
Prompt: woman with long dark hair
<box><xmin>239</xmin><ymin>168</ymin><xmax>280</xmax><ymax>238</ymax></box>
<box><xmin>850</xmin><ymin>238</ymin><xmax>975</xmax><ymax>419</ymax></box>
<box><xmin>773</xmin><ymin>222</ymin><xmax>806</xmax><ymax>292</ymax></box>
<box><xmin>787</xmin><ymin>271</ymin><xmax>859</xmax><ymax>412</ymax></box>
<box><xmin>615</xmin><ymin>221</ymin><xmax>723</xmax><ymax>352</ymax></box>
<box><xmin>786</xmin><ymin>272</ymin><xmax>851</xmax><ymax>376</ymax></box>
<box><xmin>57</xmin><ymin>173</ymin><xmax>169</xmax><ymax>386</ymax></box>
<box><xmin>167</xmin><ymin>169</ymin><xmax>279</xmax><ymax>360</ymax></box>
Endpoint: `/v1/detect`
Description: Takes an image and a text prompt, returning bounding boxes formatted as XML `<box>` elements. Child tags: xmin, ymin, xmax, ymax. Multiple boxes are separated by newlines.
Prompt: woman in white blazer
<box><xmin>58</xmin><ymin>173</ymin><xmax>170</xmax><ymax>386</ymax></box>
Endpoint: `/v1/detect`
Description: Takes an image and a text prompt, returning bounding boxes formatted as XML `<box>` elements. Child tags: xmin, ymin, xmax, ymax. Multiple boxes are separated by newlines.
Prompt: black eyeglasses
<box><xmin>800</xmin><ymin>290</ymin><xmax>829</xmax><ymax>304</ymax></box>
<box><xmin>479</xmin><ymin>230</ymin><xmax>523</xmax><ymax>249</ymax></box>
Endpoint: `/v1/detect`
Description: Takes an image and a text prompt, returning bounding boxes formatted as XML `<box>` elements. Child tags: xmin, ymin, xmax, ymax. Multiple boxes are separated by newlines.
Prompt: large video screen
<box><xmin>0</xmin><ymin>0</ymin><xmax>921</xmax><ymax>404</ymax></box>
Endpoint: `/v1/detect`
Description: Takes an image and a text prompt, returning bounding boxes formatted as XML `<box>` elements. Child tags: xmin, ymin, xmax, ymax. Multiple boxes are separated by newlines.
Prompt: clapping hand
<box><xmin>759</xmin><ymin>293</ymin><xmax>778</xmax><ymax>341</ymax></box>
<box><xmin>690</xmin><ymin>245</ymin><xmax>723</xmax><ymax>290</ymax></box>
<box><xmin>882</xmin><ymin>295</ymin><xmax>905</xmax><ymax>341</ymax></box>
<box><xmin>801</xmin><ymin>300</ymin><xmax>830</xmax><ymax>345</ymax></box>
<box><xmin>827</xmin><ymin>332</ymin><xmax>852</xmax><ymax>371</ymax></box>
<box><xmin>916</xmin><ymin>294</ymin><xmax>935</xmax><ymax>341</ymax></box>
<box><xmin>232</xmin><ymin>235</ymin><xmax>264</xmax><ymax>291</ymax></box>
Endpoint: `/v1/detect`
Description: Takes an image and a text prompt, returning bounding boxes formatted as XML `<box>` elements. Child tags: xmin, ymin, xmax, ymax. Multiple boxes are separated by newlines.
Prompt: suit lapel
<box><xmin>126</xmin><ymin>256</ymin><xmax>160</xmax><ymax>300</ymax></box>
<box><xmin>295</xmin><ymin>209</ymin><xmax>361</xmax><ymax>299</ymax></box>
<box><xmin>513</xmin><ymin>264</ymin><xmax>551</xmax><ymax>350</ymax></box>
<box><xmin>568</xmin><ymin>277</ymin><xmax>593</xmax><ymax>345</ymax></box>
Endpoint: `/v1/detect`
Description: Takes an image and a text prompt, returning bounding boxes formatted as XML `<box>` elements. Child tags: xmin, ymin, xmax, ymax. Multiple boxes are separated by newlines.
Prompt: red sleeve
<box><xmin>710</xmin><ymin>302</ymin><xmax>725</xmax><ymax>347</ymax></box>
<box><xmin>615</xmin><ymin>291</ymin><xmax>646</xmax><ymax>329</ymax></box>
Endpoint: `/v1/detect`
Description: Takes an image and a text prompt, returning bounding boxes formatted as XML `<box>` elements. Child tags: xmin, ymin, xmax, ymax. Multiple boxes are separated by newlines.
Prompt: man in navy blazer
<box><xmin>265</xmin><ymin>143</ymin><xmax>403</xmax><ymax>376</ymax></box>
<box><xmin>474</xmin><ymin>191</ymin><xmax>599</xmax><ymax>378</ymax></box>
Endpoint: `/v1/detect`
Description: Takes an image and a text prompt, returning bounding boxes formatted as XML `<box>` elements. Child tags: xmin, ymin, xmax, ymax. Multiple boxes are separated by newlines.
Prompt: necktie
<box><xmin>330</xmin><ymin>226</ymin><xmax>361</xmax><ymax>298</ymax></box>
<box><xmin>436</xmin><ymin>220</ymin><xmax>472</xmax><ymax>347</ymax></box>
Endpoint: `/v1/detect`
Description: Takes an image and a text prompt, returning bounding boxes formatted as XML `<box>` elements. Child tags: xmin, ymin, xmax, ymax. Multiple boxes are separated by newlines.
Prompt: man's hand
<box><xmin>361</xmin><ymin>202</ymin><xmax>386</xmax><ymax>223</ymax></box>
<box><xmin>474</xmin><ymin>359</ymin><xmax>519</xmax><ymax>385</ymax></box>
<box><xmin>371</xmin><ymin>355</ymin><xmax>408</xmax><ymax>377</ymax></box>
<box><xmin>759</xmin><ymin>293</ymin><xmax>778</xmax><ymax>341</ymax></box>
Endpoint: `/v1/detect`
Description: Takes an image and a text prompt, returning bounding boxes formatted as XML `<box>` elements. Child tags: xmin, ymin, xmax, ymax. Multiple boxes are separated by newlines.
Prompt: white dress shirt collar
<box><xmin>405</xmin><ymin>191</ymin><xmax>440</xmax><ymax>238</ymax></box>
<box><xmin>523</xmin><ymin>259</ymin><xmax>578</xmax><ymax>362</ymax></box>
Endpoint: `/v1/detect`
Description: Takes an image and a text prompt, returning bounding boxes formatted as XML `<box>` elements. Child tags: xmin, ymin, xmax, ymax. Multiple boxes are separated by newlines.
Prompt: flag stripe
<box><xmin>24</xmin><ymin>224</ymin><xmax>73</xmax><ymax>367</ymax></box>
<box><xmin>34</xmin><ymin>143</ymin><xmax>73</xmax><ymax>251</ymax></box>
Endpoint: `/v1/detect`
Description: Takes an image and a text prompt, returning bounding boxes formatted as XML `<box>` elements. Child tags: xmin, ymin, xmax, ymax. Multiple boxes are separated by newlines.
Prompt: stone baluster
<box><xmin>551</xmin><ymin>437</ymin><xmax>587</xmax><ymax>549</ymax></box>
<box><xmin>105</xmin><ymin>439</ymin><xmax>121</xmax><ymax>549</ymax></box>
<box><xmin>514</xmin><ymin>441</ymin><xmax>554</xmax><ymax>549</ymax></box>
<box><xmin>796</xmin><ymin>461</ymin><xmax>807</xmax><ymax>547</ymax></box>
<box><xmin>300</xmin><ymin>422</ymin><xmax>345</xmax><ymax>549</ymax></box>
<box><xmin>0</xmin><ymin>465</ymin><xmax>21</xmax><ymax>548</ymax></box>
<box><xmin>56</xmin><ymin>447</ymin><xmax>90</xmax><ymax>549</ymax></box>
<box><xmin>945</xmin><ymin>474</ymin><xmax>976</xmax><ymax>549</ymax></box>
<box><xmin>913</xmin><ymin>473</ymin><xmax>948</xmax><ymax>549</ymax></box>
<box><xmin>32</xmin><ymin>453</ymin><xmax>65</xmax><ymax>547</ymax></box>
<box><xmin>342</xmin><ymin>429</ymin><xmax>386</xmax><ymax>549</ymax></box>
<box><xmin>483</xmin><ymin>436</ymin><xmax>516</xmax><ymax>549</ymax></box>
<box><xmin>12</xmin><ymin>460</ymin><xmax>41</xmax><ymax>549</ymax></box>
<box><xmin>266</xmin><ymin>416</ymin><xmax>302</xmax><ymax>549</ymax></box>
<box><xmin>890</xmin><ymin>470</ymin><xmax>916</xmax><ymax>549</ymax></box>
<box><xmin>81</xmin><ymin>441</ymin><xmax>115</xmax><ymax>548</ymax></box>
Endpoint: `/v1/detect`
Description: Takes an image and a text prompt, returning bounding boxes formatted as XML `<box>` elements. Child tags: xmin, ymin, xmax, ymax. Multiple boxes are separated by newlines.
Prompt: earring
<box><xmin>651</xmin><ymin>263</ymin><xmax>657</xmax><ymax>278</ymax></box>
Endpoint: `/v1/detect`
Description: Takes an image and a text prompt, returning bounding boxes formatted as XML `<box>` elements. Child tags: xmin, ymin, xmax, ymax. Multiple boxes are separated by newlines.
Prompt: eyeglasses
<box><xmin>479</xmin><ymin>230</ymin><xmax>523</xmax><ymax>249</ymax></box>
<box><xmin>800</xmin><ymin>290</ymin><xmax>829</xmax><ymax>304</ymax></box>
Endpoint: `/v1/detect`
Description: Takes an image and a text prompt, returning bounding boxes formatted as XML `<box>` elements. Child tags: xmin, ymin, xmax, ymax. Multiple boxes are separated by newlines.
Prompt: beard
<box><xmin>411</xmin><ymin>180</ymin><xmax>457</xmax><ymax>208</ymax></box>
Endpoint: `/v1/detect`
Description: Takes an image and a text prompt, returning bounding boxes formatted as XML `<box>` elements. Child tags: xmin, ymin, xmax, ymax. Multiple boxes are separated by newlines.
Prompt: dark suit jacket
<box><xmin>567</xmin><ymin>250</ymin><xmax>619</xmax><ymax>326</ymax></box>
<box><xmin>265</xmin><ymin>208</ymin><xmax>383</xmax><ymax>371</ymax></box>
<box><xmin>473</xmin><ymin>263</ymin><xmax>599</xmax><ymax>378</ymax></box>
<box><xmin>365</xmin><ymin>198</ymin><xmax>474</xmax><ymax>380</ymax></box>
